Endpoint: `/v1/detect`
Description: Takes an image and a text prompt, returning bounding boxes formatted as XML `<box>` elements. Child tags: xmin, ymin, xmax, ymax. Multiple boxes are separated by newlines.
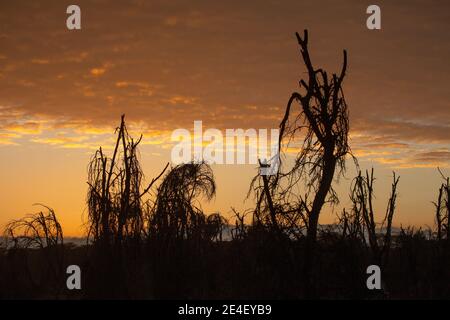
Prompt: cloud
<box><xmin>0</xmin><ymin>132</ymin><xmax>19</xmax><ymax>145</ymax></box>
<box><xmin>353</xmin><ymin>119</ymin><xmax>450</xmax><ymax>144</ymax></box>
<box><xmin>0</xmin><ymin>0</ymin><xmax>448</xmax><ymax>169</ymax></box>
<box><xmin>31</xmin><ymin>59</ymin><xmax>50</xmax><ymax>65</ymax></box>
<box><xmin>90</xmin><ymin>67</ymin><xmax>106</xmax><ymax>77</ymax></box>
<box><xmin>115</xmin><ymin>81</ymin><xmax>158</xmax><ymax>96</ymax></box>
<box><xmin>3</xmin><ymin>122</ymin><xmax>42</xmax><ymax>135</ymax></box>
<box><xmin>414</xmin><ymin>150</ymin><xmax>450</xmax><ymax>162</ymax></box>
<box><xmin>167</xmin><ymin>96</ymin><xmax>198</xmax><ymax>105</ymax></box>
<box><xmin>30</xmin><ymin>132</ymin><xmax>117</xmax><ymax>150</ymax></box>
<box><xmin>65</xmin><ymin>52</ymin><xmax>89</xmax><ymax>63</ymax></box>
<box><xmin>164</xmin><ymin>16</ymin><xmax>178</xmax><ymax>27</ymax></box>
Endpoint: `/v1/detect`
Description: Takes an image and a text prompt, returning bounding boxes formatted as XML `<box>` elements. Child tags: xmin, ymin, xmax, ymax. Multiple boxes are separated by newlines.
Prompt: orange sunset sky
<box><xmin>1</xmin><ymin>0</ymin><xmax>449</xmax><ymax>236</ymax></box>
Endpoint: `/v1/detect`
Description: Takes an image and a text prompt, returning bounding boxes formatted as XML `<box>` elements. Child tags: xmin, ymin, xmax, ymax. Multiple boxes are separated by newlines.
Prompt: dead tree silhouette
<box><xmin>230</xmin><ymin>208</ymin><xmax>249</xmax><ymax>241</ymax></box>
<box><xmin>250</xmin><ymin>30</ymin><xmax>351</xmax><ymax>296</ymax></box>
<box><xmin>434</xmin><ymin>168</ymin><xmax>449</xmax><ymax>241</ymax></box>
<box><xmin>348</xmin><ymin>169</ymin><xmax>399</xmax><ymax>268</ymax></box>
<box><xmin>205</xmin><ymin>213</ymin><xmax>228</xmax><ymax>242</ymax></box>
<box><xmin>87</xmin><ymin>115</ymin><xmax>168</xmax><ymax>246</ymax></box>
<box><xmin>338</xmin><ymin>207</ymin><xmax>365</xmax><ymax>242</ymax></box>
<box><xmin>85</xmin><ymin>115</ymin><xmax>169</xmax><ymax>298</ymax></box>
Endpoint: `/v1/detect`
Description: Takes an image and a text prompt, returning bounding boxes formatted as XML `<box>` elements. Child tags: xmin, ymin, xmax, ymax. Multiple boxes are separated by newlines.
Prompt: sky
<box><xmin>0</xmin><ymin>0</ymin><xmax>449</xmax><ymax>236</ymax></box>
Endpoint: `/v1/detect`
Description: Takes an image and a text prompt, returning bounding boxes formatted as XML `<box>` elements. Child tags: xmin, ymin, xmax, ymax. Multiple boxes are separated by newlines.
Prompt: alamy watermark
<box><xmin>171</xmin><ymin>121</ymin><xmax>280</xmax><ymax>175</ymax></box>
<box><xmin>66</xmin><ymin>5</ymin><xmax>81</xmax><ymax>30</ymax></box>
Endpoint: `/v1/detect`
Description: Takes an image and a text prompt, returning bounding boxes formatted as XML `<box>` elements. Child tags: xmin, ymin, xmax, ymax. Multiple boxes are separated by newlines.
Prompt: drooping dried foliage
<box><xmin>148</xmin><ymin>162</ymin><xmax>216</xmax><ymax>242</ymax></box>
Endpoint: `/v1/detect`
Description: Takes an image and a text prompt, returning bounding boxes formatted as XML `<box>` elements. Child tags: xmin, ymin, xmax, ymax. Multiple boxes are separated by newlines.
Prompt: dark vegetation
<box><xmin>1</xmin><ymin>30</ymin><xmax>449</xmax><ymax>299</ymax></box>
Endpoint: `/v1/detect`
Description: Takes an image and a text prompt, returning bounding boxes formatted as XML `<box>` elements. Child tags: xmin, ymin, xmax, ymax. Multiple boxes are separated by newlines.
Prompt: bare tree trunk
<box><xmin>261</xmin><ymin>172</ymin><xmax>280</xmax><ymax>233</ymax></box>
<box><xmin>307</xmin><ymin>154</ymin><xmax>337</xmax><ymax>242</ymax></box>
<box><xmin>436</xmin><ymin>186</ymin><xmax>443</xmax><ymax>241</ymax></box>
<box><xmin>446</xmin><ymin>178</ymin><xmax>450</xmax><ymax>240</ymax></box>
<box><xmin>304</xmin><ymin>152</ymin><xmax>336</xmax><ymax>297</ymax></box>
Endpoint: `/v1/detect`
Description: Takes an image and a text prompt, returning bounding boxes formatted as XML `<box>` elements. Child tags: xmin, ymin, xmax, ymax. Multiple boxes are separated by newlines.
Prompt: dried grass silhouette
<box><xmin>2</xmin><ymin>205</ymin><xmax>65</xmax><ymax>297</ymax></box>
<box><xmin>4</xmin><ymin>204</ymin><xmax>63</xmax><ymax>249</ymax></box>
